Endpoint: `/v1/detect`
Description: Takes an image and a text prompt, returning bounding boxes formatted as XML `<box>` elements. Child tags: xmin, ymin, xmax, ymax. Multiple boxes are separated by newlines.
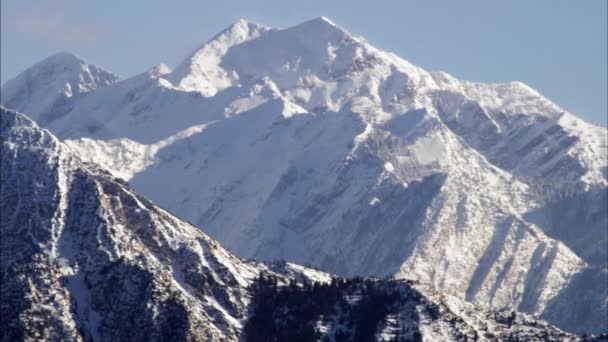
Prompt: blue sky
<box><xmin>1</xmin><ymin>0</ymin><xmax>606</xmax><ymax>126</ymax></box>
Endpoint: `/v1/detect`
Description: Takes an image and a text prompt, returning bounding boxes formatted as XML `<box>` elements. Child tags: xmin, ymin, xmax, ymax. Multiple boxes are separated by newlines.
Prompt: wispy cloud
<box><xmin>6</xmin><ymin>1</ymin><xmax>104</xmax><ymax>44</ymax></box>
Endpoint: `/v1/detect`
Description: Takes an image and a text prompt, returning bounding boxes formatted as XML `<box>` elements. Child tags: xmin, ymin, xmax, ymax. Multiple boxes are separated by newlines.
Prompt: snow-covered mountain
<box><xmin>1</xmin><ymin>107</ymin><xmax>581</xmax><ymax>341</ymax></box>
<box><xmin>2</xmin><ymin>17</ymin><xmax>606</xmax><ymax>334</ymax></box>
<box><xmin>1</xmin><ymin>52</ymin><xmax>118</xmax><ymax>125</ymax></box>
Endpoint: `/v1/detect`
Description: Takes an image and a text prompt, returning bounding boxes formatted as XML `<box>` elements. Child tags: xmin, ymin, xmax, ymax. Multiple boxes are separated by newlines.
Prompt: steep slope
<box><xmin>0</xmin><ymin>107</ymin><xmax>579</xmax><ymax>341</ymax></box>
<box><xmin>1</xmin><ymin>17</ymin><xmax>606</xmax><ymax>334</ymax></box>
<box><xmin>0</xmin><ymin>52</ymin><xmax>118</xmax><ymax>124</ymax></box>
<box><xmin>0</xmin><ymin>107</ymin><xmax>264</xmax><ymax>340</ymax></box>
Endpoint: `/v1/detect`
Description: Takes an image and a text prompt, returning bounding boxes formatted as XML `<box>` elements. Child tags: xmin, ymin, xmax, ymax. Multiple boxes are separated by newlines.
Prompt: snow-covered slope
<box><xmin>1</xmin><ymin>107</ymin><xmax>579</xmax><ymax>341</ymax></box>
<box><xmin>2</xmin><ymin>17</ymin><xmax>606</xmax><ymax>334</ymax></box>
<box><xmin>0</xmin><ymin>52</ymin><xmax>118</xmax><ymax>124</ymax></box>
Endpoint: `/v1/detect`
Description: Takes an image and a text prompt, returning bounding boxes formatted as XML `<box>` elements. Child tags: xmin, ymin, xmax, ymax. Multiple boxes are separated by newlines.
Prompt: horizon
<box><xmin>1</xmin><ymin>1</ymin><xmax>606</xmax><ymax>126</ymax></box>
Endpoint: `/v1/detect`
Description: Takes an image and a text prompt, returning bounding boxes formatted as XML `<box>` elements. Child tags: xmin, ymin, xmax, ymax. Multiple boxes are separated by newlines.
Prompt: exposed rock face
<box><xmin>0</xmin><ymin>106</ymin><xmax>579</xmax><ymax>341</ymax></box>
<box><xmin>1</xmin><ymin>17</ymin><xmax>606</xmax><ymax>334</ymax></box>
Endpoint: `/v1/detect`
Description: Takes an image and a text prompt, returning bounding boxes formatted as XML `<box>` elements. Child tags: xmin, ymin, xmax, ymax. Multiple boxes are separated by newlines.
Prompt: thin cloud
<box><xmin>8</xmin><ymin>3</ymin><xmax>104</xmax><ymax>44</ymax></box>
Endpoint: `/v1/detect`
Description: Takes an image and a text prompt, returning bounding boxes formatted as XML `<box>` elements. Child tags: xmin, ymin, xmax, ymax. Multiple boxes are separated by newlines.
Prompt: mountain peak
<box><xmin>230</xmin><ymin>17</ymin><xmax>265</xmax><ymax>30</ymax></box>
<box><xmin>147</xmin><ymin>63</ymin><xmax>172</xmax><ymax>77</ymax></box>
<box><xmin>304</xmin><ymin>16</ymin><xmax>339</xmax><ymax>28</ymax></box>
<box><xmin>3</xmin><ymin>16</ymin><xmax>607</xmax><ymax>336</ymax></box>
<box><xmin>287</xmin><ymin>16</ymin><xmax>353</xmax><ymax>39</ymax></box>
<box><xmin>1</xmin><ymin>51</ymin><xmax>88</xmax><ymax>86</ymax></box>
<box><xmin>219</xmin><ymin>18</ymin><xmax>269</xmax><ymax>40</ymax></box>
<box><xmin>0</xmin><ymin>106</ymin><xmax>35</xmax><ymax>132</ymax></box>
<box><xmin>2</xmin><ymin>51</ymin><xmax>118</xmax><ymax>87</ymax></box>
<box><xmin>0</xmin><ymin>52</ymin><xmax>118</xmax><ymax>123</ymax></box>
<box><xmin>168</xmin><ymin>18</ymin><xmax>271</xmax><ymax>94</ymax></box>
<box><xmin>39</xmin><ymin>51</ymin><xmax>85</xmax><ymax>67</ymax></box>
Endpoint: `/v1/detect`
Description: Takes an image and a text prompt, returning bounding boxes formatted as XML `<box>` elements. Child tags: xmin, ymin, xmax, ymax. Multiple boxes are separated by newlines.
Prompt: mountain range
<box><xmin>1</xmin><ymin>17</ymin><xmax>607</xmax><ymax>336</ymax></box>
<box><xmin>1</xmin><ymin>107</ymin><xmax>582</xmax><ymax>341</ymax></box>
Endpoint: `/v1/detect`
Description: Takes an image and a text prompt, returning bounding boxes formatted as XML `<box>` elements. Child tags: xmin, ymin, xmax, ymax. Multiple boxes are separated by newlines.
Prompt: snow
<box><xmin>411</xmin><ymin>135</ymin><xmax>447</xmax><ymax>166</ymax></box>
<box><xmin>369</xmin><ymin>197</ymin><xmax>381</xmax><ymax>206</ymax></box>
<box><xmin>284</xmin><ymin>262</ymin><xmax>333</xmax><ymax>283</ymax></box>
<box><xmin>169</xmin><ymin>19</ymin><xmax>270</xmax><ymax>96</ymax></box>
<box><xmin>2</xmin><ymin>15</ymin><xmax>606</xmax><ymax>335</ymax></box>
<box><xmin>383</xmin><ymin>162</ymin><xmax>395</xmax><ymax>173</ymax></box>
<box><xmin>0</xmin><ymin>106</ymin><xmax>584</xmax><ymax>340</ymax></box>
<box><xmin>0</xmin><ymin>52</ymin><xmax>118</xmax><ymax>123</ymax></box>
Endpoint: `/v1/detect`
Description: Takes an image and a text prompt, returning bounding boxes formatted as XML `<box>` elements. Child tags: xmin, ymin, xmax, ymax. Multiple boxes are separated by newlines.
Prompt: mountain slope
<box><xmin>0</xmin><ymin>106</ymin><xmax>263</xmax><ymax>340</ymax></box>
<box><xmin>0</xmin><ymin>52</ymin><xmax>118</xmax><ymax>125</ymax></box>
<box><xmin>0</xmin><ymin>107</ymin><xmax>580</xmax><ymax>341</ymax></box>
<box><xmin>1</xmin><ymin>17</ymin><xmax>606</xmax><ymax>334</ymax></box>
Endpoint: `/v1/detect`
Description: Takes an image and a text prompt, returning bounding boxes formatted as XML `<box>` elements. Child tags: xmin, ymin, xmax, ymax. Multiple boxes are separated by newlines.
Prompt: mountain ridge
<box><xmin>1</xmin><ymin>52</ymin><xmax>118</xmax><ymax>125</ymax></box>
<box><xmin>1</xmin><ymin>17</ymin><xmax>606</xmax><ymax>334</ymax></box>
<box><xmin>1</xmin><ymin>106</ymin><xmax>580</xmax><ymax>341</ymax></box>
